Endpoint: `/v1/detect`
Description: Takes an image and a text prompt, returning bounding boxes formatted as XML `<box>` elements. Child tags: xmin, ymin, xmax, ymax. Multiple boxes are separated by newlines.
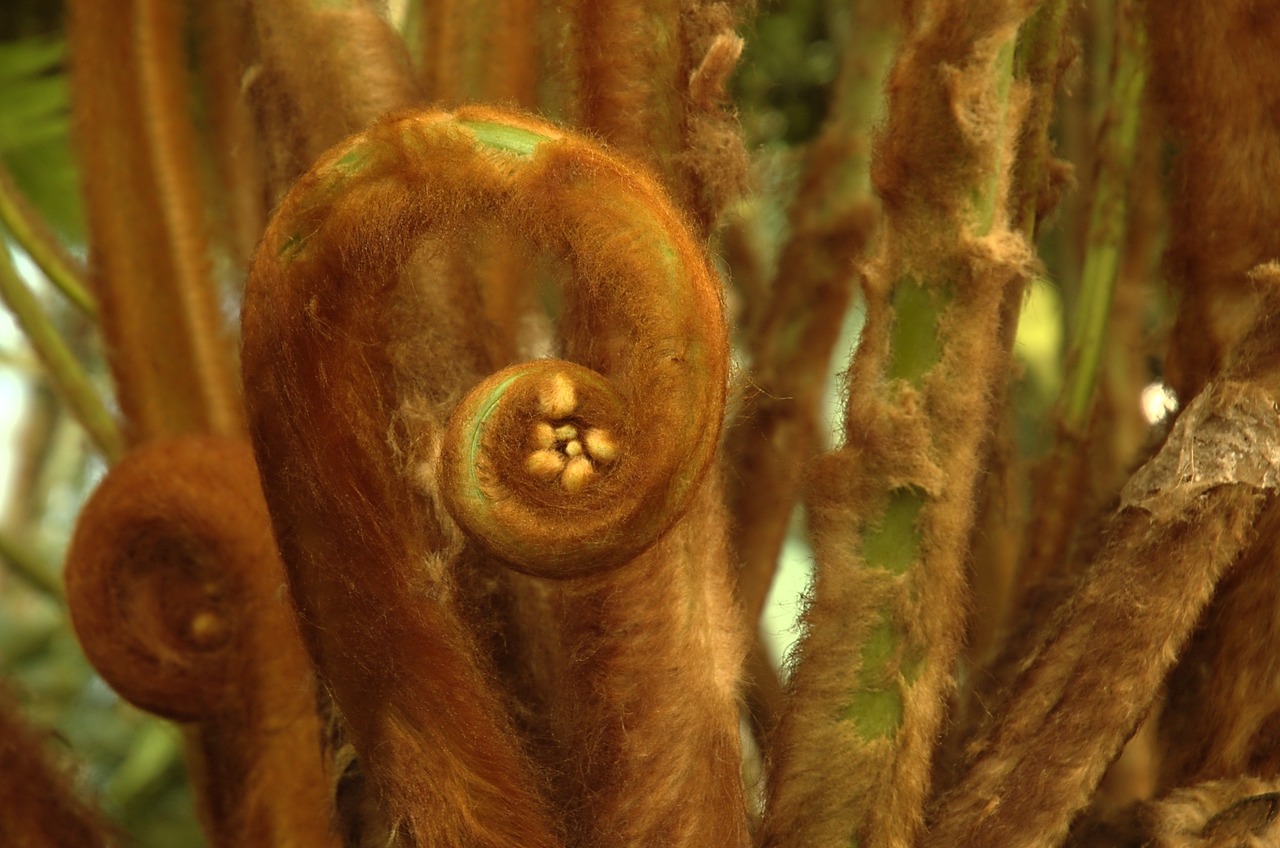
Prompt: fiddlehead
<box><xmin>247</xmin><ymin>105</ymin><xmax>727</xmax><ymax>578</ymax></box>
<box><xmin>64</xmin><ymin>437</ymin><xmax>337</xmax><ymax>847</ymax></box>
<box><xmin>241</xmin><ymin>106</ymin><xmax>728</xmax><ymax>846</ymax></box>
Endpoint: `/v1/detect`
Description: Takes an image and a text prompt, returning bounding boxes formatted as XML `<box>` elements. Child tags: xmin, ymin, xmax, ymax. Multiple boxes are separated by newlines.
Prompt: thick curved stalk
<box><xmin>930</xmin><ymin>291</ymin><xmax>1280</xmax><ymax>847</ymax></box>
<box><xmin>544</xmin><ymin>475</ymin><xmax>749</xmax><ymax>848</ymax></box>
<box><xmin>68</xmin><ymin>0</ymin><xmax>241</xmax><ymax>443</ymax></box>
<box><xmin>243</xmin><ymin>107</ymin><xmax>729</xmax><ymax>846</ymax></box>
<box><xmin>926</xmin><ymin>416</ymin><xmax>1271</xmax><ymax>848</ymax></box>
<box><xmin>64</xmin><ymin>438</ymin><xmax>338</xmax><ymax>848</ymax></box>
<box><xmin>1158</xmin><ymin>265</ymin><xmax>1280</xmax><ymax>788</ymax></box>
<box><xmin>1147</xmin><ymin>0</ymin><xmax>1280</xmax><ymax>788</ymax></box>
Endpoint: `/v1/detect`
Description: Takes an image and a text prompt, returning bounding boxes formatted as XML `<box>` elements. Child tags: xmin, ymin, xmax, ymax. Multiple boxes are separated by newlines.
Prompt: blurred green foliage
<box><xmin>0</xmin><ymin>34</ymin><xmax>82</xmax><ymax>241</ymax></box>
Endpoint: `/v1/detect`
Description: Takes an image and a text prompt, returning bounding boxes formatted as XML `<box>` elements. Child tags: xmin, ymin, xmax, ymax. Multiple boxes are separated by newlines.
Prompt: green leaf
<box><xmin>0</xmin><ymin>36</ymin><xmax>82</xmax><ymax>242</ymax></box>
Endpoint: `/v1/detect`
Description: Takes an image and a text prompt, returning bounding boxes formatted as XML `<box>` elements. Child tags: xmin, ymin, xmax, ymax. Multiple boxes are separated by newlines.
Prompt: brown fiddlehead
<box><xmin>242</xmin><ymin>106</ymin><xmax>728</xmax><ymax>845</ymax></box>
<box><xmin>245</xmin><ymin>106</ymin><xmax>726</xmax><ymax>577</ymax></box>
<box><xmin>64</xmin><ymin>437</ymin><xmax>337</xmax><ymax>848</ymax></box>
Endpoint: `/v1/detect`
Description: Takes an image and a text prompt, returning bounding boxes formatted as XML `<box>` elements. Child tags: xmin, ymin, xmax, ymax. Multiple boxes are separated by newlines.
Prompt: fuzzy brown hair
<box><xmin>241</xmin><ymin>106</ymin><xmax>732</xmax><ymax>846</ymax></box>
<box><xmin>539</xmin><ymin>475</ymin><xmax>749</xmax><ymax>848</ymax></box>
<box><xmin>1148</xmin><ymin>0</ymin><xmax>1280</xmax><ymax>401</ymax></box>
<box><xmin>929</xmin><ymin>294</ymin><xmax>1280</xmax><ymax>847</ymax></box>
<box><xmin>245</xmin><ymin>0</ymin><xmax>421</xmax><ymax>203</ymax></box>
<box><xmin>759</xmin><ymin>0</ymin><xmax>1035</xmax><ymax>845</ymax></box>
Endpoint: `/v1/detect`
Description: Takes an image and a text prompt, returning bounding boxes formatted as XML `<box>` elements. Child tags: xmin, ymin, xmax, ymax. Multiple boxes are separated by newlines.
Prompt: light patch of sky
<box><xmin>1014</xmin><ymin>277</ymin><xmax>1064</xmax><ymax>400</ymax></box>
<box><xmin>761</xmin><ymin>525</ymin><xmax>812</xmax><ymax>674</ymax></box>
<box><xmin>760</xmin><ymin>292</ymin><xmax>866</xmax><ymax>674</ymax></box>
<box><xmin>0</xmin><ymin>248</ymin><xmax>38</xmax><ymax>521</ymax></box>
<box><xmin>388</xmin><ymin>0</ymin><xmax>410</xmax><ymax>27</ymax></box>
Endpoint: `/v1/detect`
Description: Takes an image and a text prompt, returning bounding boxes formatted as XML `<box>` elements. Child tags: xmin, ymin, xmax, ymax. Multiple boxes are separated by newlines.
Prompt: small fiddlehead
<box><xmin>64</xmin><ymin>437</ymin><xmax>337</xmax><ymax>848</ymax></box>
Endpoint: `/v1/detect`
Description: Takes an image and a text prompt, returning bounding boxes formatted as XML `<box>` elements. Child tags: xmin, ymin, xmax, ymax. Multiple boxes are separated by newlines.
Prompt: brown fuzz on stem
<box><xmin>245</xmin><ymin>0</ymin><xmax>421</xmax><ymax>203</ymax></box>
<box><xmin>1148</xmin><ymin>0</ymin><xmax>1280</xmax><ymax>401</ymax></box>
<box><xmin>760</xmin><ymin>1</ymin><xmax>1035</xmax><ymax>845</ymax></box>
<box><xmin>572</xmin><ymin>0</ymin><xmax>748</xmax><ymax>233</ymax></box>
<box><xmin>572</xmin><ymin>0</ymin><xmax>683</xmax><ymax>186</ymax></box>
<box><xmin>1070</xmin><ymin>777</ymin><xmax>1280</xmax><ymax>848</ymax></box>
<box><xmin>929</xmin><ymin>298</ymin><xmax>1280</xmax><ymax>848</ymax></box>
<box><xmin>543</xmin><ymin>476</ymin><xmax>749</xmax><ymax>848</ymax></box>
<box><xmin>1157</xmin><ymin>274</ymin><xmax>1280</xmax><ymax>788</ymax></box>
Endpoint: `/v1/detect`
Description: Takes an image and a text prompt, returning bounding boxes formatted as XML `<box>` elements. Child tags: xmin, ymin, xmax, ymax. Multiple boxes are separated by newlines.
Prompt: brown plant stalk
<box><xmin>543</xmin><ymin>476</ymin><xmax>749</xmax><ymax>848</ymax></box>
<box><xmin>572</xmin><ymin>0</ymin><xmax>683</xmax><ymax>188</ymax></box>
<box><xmin>927</xmin><ymin>297</ymin><xmax>1280</xmax><ymax>847</ymax></box>
<box><xmin>572</xmin><ymin>0</ymin><xmax>748</xmax><ymax>234</ymax></box>
<box><xmin>1147</xmin><ymin>0</ymin><xmax>1280</xmax><ymax>788</ymax></box>
<box><xmin>1157</xmin><ymin>264</ymin><xmax>1280</xmax><ymax>789</ymax></box>
<box><xmin>1159</xmin><ymin>499</ymin><xmax>1280</xmax><ymax>787</ymax></box>
<box><xmin>418</xmin><ymin>0</ymin><xmax>538</xmax><ymax>108</ymax></box>
<box><xmin>245</xmin><ymin>0</ymin><xmax>420</xmax><ymax>203</ymax></box>
<box><xmin>759</xmin><ymin>1</ymin><xmax>1035</xmax><ymax>845</ymax></box>
<box><xmin>68</xmin><ymin>0</ymin><xmax>241</xmax><ymax>443</ymax></box>
<box><xmin>1149</xmin><ymin>0</ymin><xmax>1280</xmax><ymax>402</ymax></box>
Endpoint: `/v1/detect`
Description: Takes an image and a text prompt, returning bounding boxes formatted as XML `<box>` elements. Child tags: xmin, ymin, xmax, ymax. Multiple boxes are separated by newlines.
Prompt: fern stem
<box><xmin>1062</xmin><ymin>2</ymin><xmax>1146</xmax><ymax>432</ymax></box>
<box><xmin>69</xmin><ymin>0</ymin><xmax>243</xmax><ymax>443</ymax></box>
<box><xmin>0</xmin><ymin>165</ymin><xmax>95</xmax><ymax>318</ymax></box>
<box><xmin>761</xmin><ymin>4</ymin><xmax>1032</xmax><ymax>845</ymax></box>
<box><xmin>0</xmin><ymin>530</ymin><xmax>63</xmax><ymax>602</ymax></box>
<box><xmin>0</xmin><ymin>245</ymin><xmax>121</xmax><ymax>460</ymax></box>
